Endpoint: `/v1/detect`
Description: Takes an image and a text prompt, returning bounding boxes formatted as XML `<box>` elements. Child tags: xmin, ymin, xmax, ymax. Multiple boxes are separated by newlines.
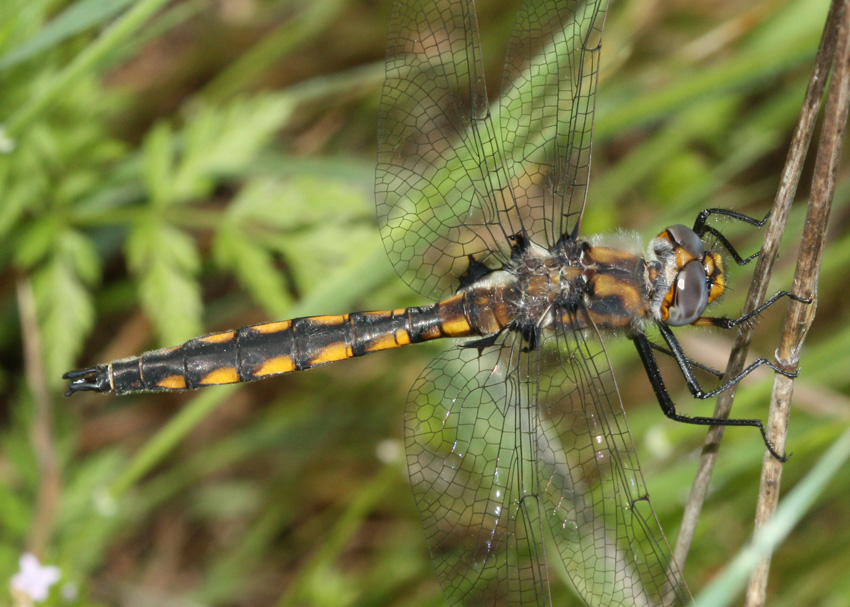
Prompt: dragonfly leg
<box><xmin>693</xmin><ymin>290</ymin><xmax>813</xmax><ymax>331</ymax></box>
<box><xmin>647</xmin><ymin>340</ymin><xmax>723</xmax><ymax>378</ymax></box>
<box><xmin>460</xmin><ymin>331</ymin><xmax>503</xmax><ymax>354</ymax></box>
<box><xmin>692</xmin><ymin>208</ymin><xmax>772</xmax><ymax>266</ymax></box>
<box><xmin>632</xmin><ymin>331</ymin><xmax>788</xmax><ymax>461</ymax></box>
<box><xmin>657</xmin><ymin>322</ymin><xmax>800</xmax><ymax>395</ymax></box>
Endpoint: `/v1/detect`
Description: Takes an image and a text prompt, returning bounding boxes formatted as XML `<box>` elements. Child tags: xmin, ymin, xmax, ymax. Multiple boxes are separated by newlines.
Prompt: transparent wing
<box><xmin>405</xmin><ymin>328</ymin><xmax>690</xmax><ymax>607</ymax></box>
<box><xmin>376</xmin><ymin>0</ymin><xmax>608</xmax><ymax>301</ymax></box>
<box><xmin>535</xmin><ymin>322</ymin><xmax>691</xmax><ymax>607</ymax></box>
<box><xmin>377</xmin><ymin>0</ymin><xmax>511</xmax><ymax>301</ymax></box>
<box><xmin>406</xmin><ymin>337</ymin><xmax>551</xmax><ymax>606</ymax></box>
<box><xmin>498</xmin><ymin>0</ymin><xmax>608</xmax><ymax>246</ymax></box>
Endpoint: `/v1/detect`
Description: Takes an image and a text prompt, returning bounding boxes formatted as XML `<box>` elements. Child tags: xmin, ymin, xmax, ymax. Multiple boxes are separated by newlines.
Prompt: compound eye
<box><xmin>667</xmin><ymin>260</ymin><xmax>709</xmax><ymax>326</ymax></box>
<box><xmin>666</xmin><ymin>224</ymin><xmax>704</xmax><ymax>259</ymax></box>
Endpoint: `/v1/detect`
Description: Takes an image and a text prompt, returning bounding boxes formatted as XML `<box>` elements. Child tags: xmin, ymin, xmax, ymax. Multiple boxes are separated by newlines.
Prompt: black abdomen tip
<box><xmin>63</xmin><ymin>367</ymin><xmax>111</xmax><ymax>396</ymax></box>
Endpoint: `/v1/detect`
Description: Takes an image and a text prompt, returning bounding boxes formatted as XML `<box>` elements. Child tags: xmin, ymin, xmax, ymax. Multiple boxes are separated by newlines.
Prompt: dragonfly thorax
<box><xmin>489</xmin><ymin>233</ymin><xmax>650</xmax><ymax>337</ymax></box>
<box><xmin>466</xmin><ymin>223</ymin><xmax>728</xmax><ymax>342</ymax></box>
<box><xmin>503</xmin><ymin>237</ymin><xmax>571</xmax><ymax>332</ymax></box>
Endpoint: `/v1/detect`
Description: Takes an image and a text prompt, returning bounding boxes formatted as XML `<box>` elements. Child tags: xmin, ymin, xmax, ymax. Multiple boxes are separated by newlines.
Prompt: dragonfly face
<box><xmin>64</xmin><ymin>0</ymin><xmax>805</xmax><ymax>605</ymax></box>
<box><xmin>647</xmin><ymin>224</ymin><xmax>726</xmax><ymax>327</ymax></box>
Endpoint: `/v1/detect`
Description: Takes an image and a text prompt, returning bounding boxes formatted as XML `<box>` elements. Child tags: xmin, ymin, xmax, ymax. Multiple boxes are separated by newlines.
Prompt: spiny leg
<box><xmin>632</xmin><ymin>332</ymin><xmax>787</xmax><ymax>461</ymax></box>
<box><xmin>656</xmin><ymin>322</ymin><xmax>799</xmax><ymax>400</ymax></box>
<box><xmin>693</xmin><ymin>208</ymin><xmax>771</xmax><ymax>231</ymax></box>
<box><xmin>647</xmin><ymin>341</ymin><xmax>723</xmax><ymax>378</ymax></box>
<box><xmin>692</xmin><ymin>208</ymin><xmax>772</xmax><ymax>266</ymax></box>
<box><xmin>693</xmin><ymin>290</ymin><xmax>812</xmax><ymax>330</ymax></box>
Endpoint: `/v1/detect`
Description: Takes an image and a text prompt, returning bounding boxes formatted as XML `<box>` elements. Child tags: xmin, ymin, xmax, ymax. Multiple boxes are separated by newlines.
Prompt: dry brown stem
<box><xmin>17</xmin><ymin>275</ymin><xmax>62</xmax><ymax>556</ymax></box>
<box><xmin>744</xmin><ymin>0</ymin><xmax>850</xmax><ymax>604</ymax></box>
<box><xmin>673</xmin><ymin>0</ymin><xmax>845</xmax><ymax>576</ymax></box>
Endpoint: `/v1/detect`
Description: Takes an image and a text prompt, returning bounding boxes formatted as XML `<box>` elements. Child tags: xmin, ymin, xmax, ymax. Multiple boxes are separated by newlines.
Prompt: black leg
<box><xmin>692</xmin><ymin>208</ymin><xmax>773</xmax><ymax>266</ymax></box>
<box><xmin>696</xmin><ymin>290</ymin><xmax>812</xmax><ymax>330</ymax></box>
<box><xmin>633</xmin><ymin>332</ymin><xmax>787</xmax><ymax>461</ymax></box>
<box><xmin>657</xmin><ymin>322</ymin><xmax>799</xmax><ymax>395</ymax></box>
<box><xmin>647</xmin><ymin>340</ymin><xmax>723</xmax><ymax>378</ymax></box>
<box><xmin>697</xmin><ymin>225</ymin><xmax>760</xmax><ymax>266</ymax></box>
<box><xmin>460</xmin><ymin>331</ymin><xmax>503</xmax><ymax>354</ymax></box>
<box><xmin>692</xmin><ymin>207</ymin><xmax>771</xmax><ymax>233</ymax></box>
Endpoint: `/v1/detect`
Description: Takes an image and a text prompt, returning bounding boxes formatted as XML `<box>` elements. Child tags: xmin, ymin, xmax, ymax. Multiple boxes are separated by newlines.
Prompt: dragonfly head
<box><xmin>647</xmin><ymin>224</ymin><xmax>725</xmax><ymax>327</ymax></box>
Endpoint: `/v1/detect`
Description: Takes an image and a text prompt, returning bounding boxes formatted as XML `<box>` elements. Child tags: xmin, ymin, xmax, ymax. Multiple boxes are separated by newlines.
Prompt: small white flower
<box><xmin>10</xmin><ymin>553</ymin><xmax>61</xmax><ymax>603</ymax></box>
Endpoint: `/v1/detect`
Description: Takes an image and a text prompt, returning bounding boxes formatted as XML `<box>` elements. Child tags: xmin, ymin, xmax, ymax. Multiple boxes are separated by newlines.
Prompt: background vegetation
<box><xmin>1</xmin><ymin>0</ymin><xmax>848</xmax><ymax>605</ymax></box>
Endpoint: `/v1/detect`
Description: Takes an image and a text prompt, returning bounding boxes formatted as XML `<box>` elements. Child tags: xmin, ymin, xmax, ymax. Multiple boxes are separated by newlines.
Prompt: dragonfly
<box><xmin>64</xmin><ymin>0</ymin><xmax>806</xmax><ymax>605</ymax></box>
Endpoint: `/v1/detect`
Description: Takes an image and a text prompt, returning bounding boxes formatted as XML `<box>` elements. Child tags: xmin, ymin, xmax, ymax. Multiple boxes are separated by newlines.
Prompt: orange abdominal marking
<box><xmin>199</xmin><ymin>367</ymin><xmax>239</xmax><ymax>385</ymax></box>
<box><xmin>309</xmin><ymin>314</ymin><xmax>349</xmax><ymax>326</ymax></box>
<box><xmin>199</xmin><ymin>331</ymin><xmax>236</xmax><ymax>344</ymax></box>
<box><xmin>309</xmin><ymin>341</ymin><xmax>352</xmax><ymax>365</ymax></box>
<box><xmin>365</xmin><ymin>333</ymin><xmax>402</xmax><ymax>352</ymax></box>
<box><xmin>251</xmin><ymin>320</ymin><xmax>292</xmax><ymax>334</ymax></box>
<box><xmin>253</xmin><ymin>355</ymin><xmax>295</xmax><ymax>376</ymax></box>
<box><xmin>157</xmin><ymin>375</ymin><xmax>187</xmax><ymax>389</ymax></box>
<box><xmin>440</xmin><ymin>316</ymin><xmax>472</xmax><ymax>336</ymax></box>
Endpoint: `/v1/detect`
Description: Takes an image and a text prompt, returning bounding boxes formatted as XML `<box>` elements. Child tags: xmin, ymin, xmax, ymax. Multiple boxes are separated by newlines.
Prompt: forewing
<box><xmin>405</xmin><ymin>337</ymin><xmax>552</xmax><ymax>606</ymax></box>
<box><xmin>376</xmin><ymin>0</ymin><xmax>521</xmax><ymax>301</ymax></box>
<box><xmin>498</xmin><ymin>0</ymin><xmax>608</xmax><ymax>246</ymax></box>
<box><xmin>377</xmin><ymin>0</ymin><xmax>610</xmax><ymax>302</ymax></box>
<box><xmin>533</xmin><ymin>321</ymin><xmax>692</xmax><ymax>606</ymax></box>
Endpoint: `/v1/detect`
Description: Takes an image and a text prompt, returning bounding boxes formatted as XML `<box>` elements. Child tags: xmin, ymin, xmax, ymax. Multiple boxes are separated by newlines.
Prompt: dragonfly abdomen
<box><xmin>64</xmin><ymin>285</ymin><xmax>514</xmax><ymax>395</ymax></box>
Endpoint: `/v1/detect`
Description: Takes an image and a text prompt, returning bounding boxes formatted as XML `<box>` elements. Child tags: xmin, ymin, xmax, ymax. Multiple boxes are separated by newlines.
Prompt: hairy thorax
<box><xmin>463</xmin><ymin>235</ymin><xmax>651</xmax><ymax>341</ymax></box>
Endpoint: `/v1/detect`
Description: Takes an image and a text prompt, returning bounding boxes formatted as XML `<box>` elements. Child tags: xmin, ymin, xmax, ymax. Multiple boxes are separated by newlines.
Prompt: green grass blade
<box><xmin>0</xmin><ymin>0</ymin><xmax>135</xmax><ymax>71</ymax></box>
<box><xmin>693</xmin><ymin>424</ymin><xmax>850</xmax><ymax>607</ymax></box>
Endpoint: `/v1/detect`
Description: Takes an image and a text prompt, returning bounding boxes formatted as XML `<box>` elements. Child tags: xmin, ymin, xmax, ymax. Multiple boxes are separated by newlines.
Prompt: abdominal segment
<box><xmin>106</xmin><ymin>310</ymin><xmax>427</xmax><ymax>394</ymax></box>
<box><xmin>75</xmin><ymin>285</ymin><xmax>517</xmax><ymax>395</ymax></box>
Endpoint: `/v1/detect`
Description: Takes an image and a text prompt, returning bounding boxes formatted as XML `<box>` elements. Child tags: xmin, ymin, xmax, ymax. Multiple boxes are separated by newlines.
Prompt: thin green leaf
<box><xmin>170</xmin><ymin>95</ymin><xmax>294</xmax><ymax>203</ymax></box>
<box><xmin>213</xmin><ymin>225</ymin><xmax>292</xmax><ymax>317</ymax></box>
<box><xmin>141</xmin><ymin>121</ymin><xmax>175</xmax><ymax>207</ymax></box>
<box><xmin>0</xmin><ymin>0</ymin><xmax>135</xmax><ymax>71</ymax></box>
<box><xmin>6</xmin><ymin>0</ymin><xmax>174</xmax><ymax>133</ymax></box>
<box><xmin>32</xmin><ymin>247</ymin><xmax>95</xmax><ymax>382</ymax></box>
<box><xmin>126</xmin><ymin>218</ymin><xmax>202</xmax><ymax>344</ymax></box>
<box><xmin>694</xmin><ymin>425</ymin><xmax>850</xmax><ymax>607</ymax></box>
<box><xmin>109</xmin><ymin>386</ymin><xmax>237</xmax><ymax>499</ymax></box>
<box><xmin>13</xmin><ymin>215</ymin><xmax>60</xmax><ymax>268</ymax></box>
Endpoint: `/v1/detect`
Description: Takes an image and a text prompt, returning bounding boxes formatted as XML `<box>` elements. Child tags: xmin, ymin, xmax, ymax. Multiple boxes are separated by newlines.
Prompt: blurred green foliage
<box><xmin>1</xmin><ymin>0</ymin><xmax>848</xmax><ymax>606</ymax></box>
